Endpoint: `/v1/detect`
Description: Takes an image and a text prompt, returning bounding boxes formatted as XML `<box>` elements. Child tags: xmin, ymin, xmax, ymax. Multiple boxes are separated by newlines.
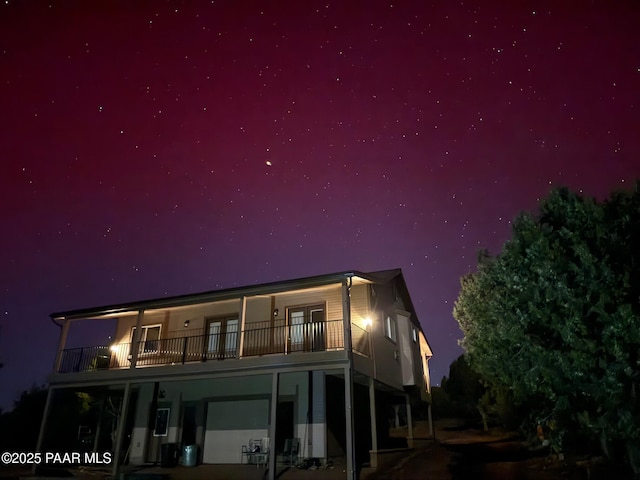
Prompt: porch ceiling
<box><xmin>52</xmin><ymin>271</ymin><xmax>375</xmax><ymax>321</ymax></box>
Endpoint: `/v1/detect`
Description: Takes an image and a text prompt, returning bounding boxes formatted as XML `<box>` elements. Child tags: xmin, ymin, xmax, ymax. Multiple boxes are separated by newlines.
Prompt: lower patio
<box><xmin>121</xmin><ymin>459</ymin><xmax>350</xmax><ymax>480</ymax></box>
<box><xmin>26</xmin><ymin>459</ymin><xmax>351</xmax><ymax>480</ymax></box>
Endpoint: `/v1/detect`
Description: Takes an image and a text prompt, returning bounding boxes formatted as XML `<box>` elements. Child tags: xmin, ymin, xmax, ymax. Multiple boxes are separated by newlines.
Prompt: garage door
<box><xmin>202</xmin><ymin>398</ymin><xmax>270</xmax><ymax>464</ymax></box>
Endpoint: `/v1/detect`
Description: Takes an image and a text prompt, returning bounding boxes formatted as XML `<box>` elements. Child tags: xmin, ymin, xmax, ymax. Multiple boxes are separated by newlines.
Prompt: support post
<box><xmin>342</xmin><ymin>278</ymin><xmax>354</xmax><ymax>358</ymax></box>
<box><xmin>92</xmin><ymin>394</ymin><xmax>106</xmax><ymax>453</ymax></box>
<box><xmin>393</xmin><ymin>405</ymin><xmax>400</xmax><ymax>429</ymax></box>
<box><xmin>425</xmin><ymin>356</ymin><xmax>434</xmax><ymax>437</ymax></box>
<box><xmin>369</xmin><ymin>378</ymin><xmax>378</xmax><ymax>458</ymax></box>
<box><xmin>112</xmin><ymin>383</ymin><xmax>132</xmax><ymax>478</ymax></box>
<box><xmin>32</xmin><ymin>387</ymin><xmax>55</xmax><ymax>474</ymax></box>
<box><xmin>237</xmin><ymin>296</ymin><xmax>246</xmax><ymax>358</ymax></box>
<box><xmin>129</xmin><ymin>310</ymin><xmax>145</xmax><ymax>369</ymax></box>
<box><xmin>53</xmin><ymin>319</ymin><xmax>71</xmax><ymax>372</ymax></box>
<box><xmin>181</xmin><ymin>336</ymin><xmax>188</xmax><ymax>364</ymax></box>
<box><xmin>405</xmin><ymin>394</ymin><xmax>413</xmax><ymax>441</ymax></box>
<box><xmin>344</xmin><ymin>365</ymin><xmax>356</xmax><ymax>480</ymax></box>
<box><xmin>342</xmin><ymin>277</ymin><xmax>356</xmax><ymax>480</ymax></box>
<box><xmin>268</xmin><ymin>372</ymin><xmax>279</xmax><ymax>480</ymax></box>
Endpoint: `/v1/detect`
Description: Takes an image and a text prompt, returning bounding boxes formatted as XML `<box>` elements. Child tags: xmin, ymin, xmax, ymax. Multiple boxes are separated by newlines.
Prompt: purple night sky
<box><xmin>1</xmin><ymin>1</ymin><xmax>639</xmax><ymax>410</ymax></box>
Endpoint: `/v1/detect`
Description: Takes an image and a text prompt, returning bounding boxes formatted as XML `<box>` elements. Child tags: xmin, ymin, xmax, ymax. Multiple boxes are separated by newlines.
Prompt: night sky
<box><xmin>1</xmin><ymin>1</ymin><xmax>639</xmax><ymax>411</ymax></box>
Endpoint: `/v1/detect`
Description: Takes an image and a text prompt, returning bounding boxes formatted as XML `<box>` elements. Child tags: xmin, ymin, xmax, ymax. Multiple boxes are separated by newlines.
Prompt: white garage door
<box><xmin>202</xmin><ymin>398</ymin><xmax>269</xmax><ymax>464</ymax></box>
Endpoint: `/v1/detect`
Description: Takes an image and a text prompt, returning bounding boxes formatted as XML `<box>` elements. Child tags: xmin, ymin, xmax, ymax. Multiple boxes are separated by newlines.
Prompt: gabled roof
<box><xmin>51</xmin><ymin>268</ymin><xmax>406</xmax><ymax>320</ymax></box>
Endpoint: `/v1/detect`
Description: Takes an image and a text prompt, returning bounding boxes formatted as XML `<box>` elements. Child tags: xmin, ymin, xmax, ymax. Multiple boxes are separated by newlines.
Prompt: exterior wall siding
<box><xmin>244</xmin><ymin>296</ymin><xmax>272</xmax><ymax>325</ymax></box>
<box><xmin>369</xmin><ymin>282</ymin><xmax>405</xmax><ymax>390</ymax></box>
<box><xmin>396</xmin><ymin>313</ymin><xmax>415</xmax><ymax>386</ymax></box>
<box><xmin>113</xmin><ymin>299</ymin><xmax>241</xmax><ymax>344</ymax></box>
<box><xmin>349</xmin><ymin>284</ymin><xmax>370</xmax><ymax>327</ymax></box>
<box><xmin>274</xmin><ymin>285</ymin><xmax>342</xmax><ymax>320</ymax></box>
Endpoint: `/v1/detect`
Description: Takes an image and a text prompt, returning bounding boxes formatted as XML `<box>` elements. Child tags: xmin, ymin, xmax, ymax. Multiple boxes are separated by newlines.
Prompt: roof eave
<box><xmin>51</xmin><ymin>270</ymin><xmax>372</xmax><ymax>320</ymax></box>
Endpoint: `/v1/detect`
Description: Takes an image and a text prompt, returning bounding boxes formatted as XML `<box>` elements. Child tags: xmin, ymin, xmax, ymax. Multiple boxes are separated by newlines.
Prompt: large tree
<box><xmin>0</xmin><ymin>385</ymin><xmax>47</xmax><ymax>450</ymax></box>
<box><xmin>454</xmin><ymin>184</ymin><xmax>640</xmax><ymax>470</ymax></box>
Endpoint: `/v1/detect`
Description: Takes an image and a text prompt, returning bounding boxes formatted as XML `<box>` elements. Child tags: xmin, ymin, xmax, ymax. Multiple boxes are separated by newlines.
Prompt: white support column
<box><xmin>310</xmin><ymin>370</ymin><xmax>327</xmax><ymax>459</ymax></box>
<box><xmin>393</xmin><ymin>405</ymin><xmax>400</xmax><ymax>429</ymax></box>
<box><xmin>53</xmin><ymin>319</ymin><xmax>71</xmax><ymax>372</ymax></box>
<box><xmin>342</xmin><ymin>278</ymin><xmax>356</xmax><ymax>480</ymax></box>
<box><xmin>405</xmin><ymin>394</ymin><xmax>413</xmax><ymax>441</ymax></box>
<box><xmin>92</xmin><ymin>395</ymin><xmax>106</xmax><ymax>453</ymax></box>
<box><xmin>129</xmin><ymin>309</ymin><xmax>145</xmax><ymax>369</ymax></box>
<box><xmin>112</xmin><ymin>383</ymin><xmax>132</xmax><ymax>478</ymax></box>
<box><xmin>369</xmin><ymin>378</ymin><xmax>378</xmax><ymax>453</ymax></box>
<box><xmin>344</xmin><ymin>365</ymin><xmax>356</xmax><ymax>480</ymax></box>
<box><xmin>237</xmin><ymin>296</ymin><xmax>246</xmax><ymax>358</ymax></box>
<box><xmin>268</xmin><ymin>372</ymin><xmax>279</xmax><ymax>480</ymax></box>
<box><xmin>342</xmin><ymin>279</ymin><xmax>353</xmax><ymax>357</ymax></box>
<box><xmin>425</xmin><ymin>356</ymin><xmax>434</xmax><ymax>437</ymax></box>
<box><xmin>33</xmin><ymin>387</ymin><xmax>55</xmax><ymax>474</ymax></box>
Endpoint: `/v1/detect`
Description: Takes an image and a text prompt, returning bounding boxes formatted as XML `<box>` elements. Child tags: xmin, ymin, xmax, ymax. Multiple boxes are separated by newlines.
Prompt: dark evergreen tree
<box><xmin>454</xmin><ymin>183</ymin><xmax>640</xmax><ymax>471</ymax></box>
<box><xmin>0</xmin><ymin>385</ymin><xmax>47</xmax><ymax>450</ymax></box>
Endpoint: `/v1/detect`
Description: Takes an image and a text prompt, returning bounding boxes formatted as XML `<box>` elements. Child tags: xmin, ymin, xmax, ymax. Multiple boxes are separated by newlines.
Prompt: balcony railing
<box><xmin>57</xmin><ymin>320</ymin><xmax>370</xmax><ymax>374</ymax></box>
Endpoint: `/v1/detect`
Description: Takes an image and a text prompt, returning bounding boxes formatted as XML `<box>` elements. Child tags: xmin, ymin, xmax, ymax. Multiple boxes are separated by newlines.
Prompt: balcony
<box><xmin>56</xmin><ymin>320</ymin><xmax>370</xmax><ymax>374</ymax></box>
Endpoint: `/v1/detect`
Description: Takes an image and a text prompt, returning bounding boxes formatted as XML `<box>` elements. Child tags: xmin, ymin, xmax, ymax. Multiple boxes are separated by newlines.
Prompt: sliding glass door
<box><xmin>205</xmin><ymin>316</ymin><xmax>238</xmax><ymax>359</ymax></box>
<box><xmin>288</xmin><ymin>305</ymin><xmax>325</xmax><ymax>352</ymax></box>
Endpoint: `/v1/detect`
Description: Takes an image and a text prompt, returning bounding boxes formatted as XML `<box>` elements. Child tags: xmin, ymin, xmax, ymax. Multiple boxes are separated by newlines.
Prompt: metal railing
<box><xmin>57</xmin><ymin>345</ymin><xmax>129</xmax><ymax>373</ymax></box>
<box><xmin>56</xmin><ymin>319</ymin><xmax>370</xmax><ymax>373</ymax></box>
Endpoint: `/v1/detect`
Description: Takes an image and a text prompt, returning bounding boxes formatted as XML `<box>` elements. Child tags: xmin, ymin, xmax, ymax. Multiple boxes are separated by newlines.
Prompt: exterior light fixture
<box><xmin>273</xmin><ymin>309</ymin><xmax>279</xmax><ymax>317</ymax></box>
<box><xmin>363</xmin><ymin>317</ymin><xmax>372</xmax><ymax>328</ymax></box>
<box><xmin>184</xmin><ymin>320</ymin><xmax>190</xmax><ymax>328</ymax></box>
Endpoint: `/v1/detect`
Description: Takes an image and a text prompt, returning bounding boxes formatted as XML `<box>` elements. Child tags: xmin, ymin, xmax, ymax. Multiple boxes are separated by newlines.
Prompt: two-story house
<box><xmin>36</xmin><ymin>269</ymin><xmax>433</xmax><ymax>479</ymax></box>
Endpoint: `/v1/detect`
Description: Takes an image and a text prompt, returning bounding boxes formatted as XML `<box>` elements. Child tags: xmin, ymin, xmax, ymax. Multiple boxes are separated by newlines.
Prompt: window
<box><xmin>132</xmin><ymin>324</ymin><xmax>162</xmax><ymax>353</ymax></box>
<box><xmin>153</xmin><ymin>408</ymin><xmax>170</xmax><ymax>437</ymax></box>
<box><xmin>385</xmin><ymin>316</ymin><xmax>397</xmax><ymax>342</ymax></box>
<box><xmin>412</xmin><ymin>327</ymin><xmax>418</xmax><ymax>343</ymax></box>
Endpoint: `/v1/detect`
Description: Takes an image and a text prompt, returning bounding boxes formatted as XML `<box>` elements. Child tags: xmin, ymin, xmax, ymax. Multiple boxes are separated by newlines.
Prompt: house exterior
<box><xmin>37</xmin><ymin>269</ymin><xmax>433</xmax><ymax>479</ymax></box>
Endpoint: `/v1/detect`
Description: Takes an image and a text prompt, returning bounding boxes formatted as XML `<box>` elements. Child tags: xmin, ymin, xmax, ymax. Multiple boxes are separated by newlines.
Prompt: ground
<box><xmin>1</xmin><ymin>419</ymin><xmax>635</xmax><ymax>479</ymax></box>
<box><xmin>367</xmin><ymin>418</ymin><xmax>635</xmax><ymax>480</ymax></box>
